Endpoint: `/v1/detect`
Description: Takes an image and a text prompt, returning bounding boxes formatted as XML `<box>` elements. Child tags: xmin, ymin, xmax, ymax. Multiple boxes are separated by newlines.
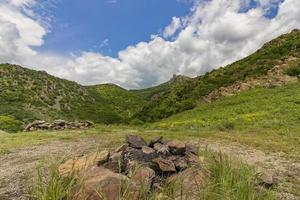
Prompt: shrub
<box><xmin>218</xmin><ymin>121</ymin><xmax>235</xmax><ymax>131</ymax></box>
<box><xmin>0</xmin><ymin>115</ymin><xmax>23</xmax><ymax>133</ymax></box>
<box><xmin>285</xmin><ymin>62</ymin><xmax>300</xmax><ymax>76</ymax></box>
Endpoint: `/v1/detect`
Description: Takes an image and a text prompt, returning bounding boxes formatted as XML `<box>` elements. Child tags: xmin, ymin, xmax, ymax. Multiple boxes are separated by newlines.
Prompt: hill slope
<box><xmin>134</xmin><ymin>29</ymin><xmax>300</xmax><ymax>122</ymax></box>
<box><xmin>0</xmin><ymin>64</ymin><xmax>144</xmax><ymax>125</ymax></box>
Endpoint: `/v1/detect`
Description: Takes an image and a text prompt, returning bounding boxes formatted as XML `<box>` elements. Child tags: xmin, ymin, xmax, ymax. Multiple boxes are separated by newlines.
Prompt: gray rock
<box><xmin>126</xmin><ymin>135</ymin><xmax>147</xmax><ymax>149</ymax></box>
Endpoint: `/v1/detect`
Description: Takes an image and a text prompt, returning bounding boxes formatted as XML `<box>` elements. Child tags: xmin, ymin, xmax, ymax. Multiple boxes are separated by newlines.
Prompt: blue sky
<box><xmin>37</xmin><ymin>0</ymin><xmax>192</xmax><ymax>57</ymax></box>
<box><xmin>1</xmin><ymin>0</ymin><xmax>299</xmax><ymax>88</ymax></box>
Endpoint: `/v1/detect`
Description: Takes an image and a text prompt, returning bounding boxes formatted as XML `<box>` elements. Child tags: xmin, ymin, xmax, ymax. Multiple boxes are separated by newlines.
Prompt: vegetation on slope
<box><xmin>134</xmin><ymin>29</ymin><xmax>300</xmax><ymax>122</ymax></box>
<box><xmin>0</xmin><ymin>64</ymin><xmax>143</xmax><ymax>126</ymax></box>
<box><xmin>89</xmin><ymin>84</ymin><xmax>145</xmax><ymax>118</ymax></box>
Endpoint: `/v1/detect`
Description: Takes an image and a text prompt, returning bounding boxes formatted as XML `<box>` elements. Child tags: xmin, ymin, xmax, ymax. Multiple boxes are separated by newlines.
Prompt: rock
<box><xmin>24</xmin><ymin>120</ymin><xmax>45</xmax><ymax>131</ymax></box>
<box><xmin>186</xmin><ymin>152</ymin><xmax>203</xmax><ymax>167</ymax></box>
<box><xmin>149</xmin><ymin>136</ymin><xmax>163</xmax><ymax>147</ymax></box>
<box><xmin>166</xmin><ymin>167</ymin><xmax>206</xmax><ymax>198</ymax></box>
<box><xmin>170</xmin><ymin>156</ymin><xmax>188</xmax><ymax>171</ymax></box>
<box><xmin>130</xmin><ymin>167</ymin><xmax>155</xmax><ymax>191</ymax></box>
<box><xmin>103</xmin><ymin>151</ymin><xmax>124</xmax><ymax>173</ymax></box>
<box><xmin>167</xmin><ymin>140</ymin><xmax>186</xmax><ymax>155</ymax></box>
<box><xmin>115</xmin><ymin>144</ymin><xmax>128</xmax><ymax>153</ymax></box>
<box><xmin>97</xmin><ymin>150</ymin><xmax>110</xmax><ymax>166</ymax></box>
<box><xmin>142</xmin><ymin>146</ymin><xmax>155</xmax><ymax>154</ymax></box>
<box><xmin>123</xmin><ymin>147</ymin><xmax>158</xmax><ymax>169</ymax></box>
<box><xmin>261</xmin><ymin>172</ymin><xmax>278</xmax><ymax>187</ymax></box>
<box><xmin>53</xmin><ymin>119</ymin><xmax>66</xmax><ymax>126</ymax></box>
<box><xmin>186</xmin><ymin>144</ymin><xmax>198</xmax><ymax>155</ymax></box>
<box><xmin>78</xmin><ymin>166</ymin><xmax>137</xmax><ymax>200</ymax></box>
<box><xmin>59</xmin><ymin>151</ymin><xmax>109</xmax><ymax>176</ymax></box>
<box><xmin>152</xmin><ymin>157</ymin><xmax>176</xmax><ymax>173</ymax></box>
<box><xmin>126</xmin><ymin>135</ymin><xmax>147</xmax><ymax>149</ymax></box>
<box><xmin>153</xmin><ymin>143</ymin><xmax>169</xmax><ymax>155</ymax></box>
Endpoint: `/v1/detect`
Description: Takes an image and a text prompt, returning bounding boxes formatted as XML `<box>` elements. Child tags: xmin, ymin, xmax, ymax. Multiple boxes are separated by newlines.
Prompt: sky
<box><xmin>0</xmin><ymin>0</ymin><xmax>300</xmax><ymax>89</ymax></box>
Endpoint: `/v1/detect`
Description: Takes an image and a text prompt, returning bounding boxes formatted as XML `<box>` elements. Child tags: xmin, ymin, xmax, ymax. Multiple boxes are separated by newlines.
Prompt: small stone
<box><xmin>152</xmin><ymin>157</ymin><xmax>176</xmax><ymax>173</ymax></box>
<box><xmin>172</xmin><ymin>157</ymin><xmax>188</xmax><ymax>171</ymax></box>
<box><xmin>261</xmin><ymin>172</ymin><xmax>278</xmax><ymax>187</ymax></box>
<box><xmin>126</xmin><ymin>135</ymin><xmax>147</xmax><ymax>149</ymax></box>
<box><xmin>142</xmin><ymin>146</ymin><xmax>155</xmax><ymax>154</ymax></box>
<box><xmin>97</xmin><ymin>150</ymin><xmax>110</xmax><ymax>166</ymax></box>
<box><xmin>153</xmin><ymin>143</ymin><xmax>169</xmax><ymax>155</ymax></box>
<box><xmin>166</xmin><ymin>140</ymin><xmax>186</xmax><ymax>155</ymax></box>
<box><xmin>149</xmin><ymin>136</ymin><xmax>163</xmax><ymax>147</ymax></box>
<box><xmin>186</xmin><ymin>144</ymin><xmax>199</xmax><ymax>155</ymax></box>
<box><xmin>186</xmin><ymin>152</ymin><xmax>203</xmax><ymax>167</ymax></box>
<box><xmin>104</xmin><ymin>151</ymin><xmax>124</xmax><ymax>173</ymax></box>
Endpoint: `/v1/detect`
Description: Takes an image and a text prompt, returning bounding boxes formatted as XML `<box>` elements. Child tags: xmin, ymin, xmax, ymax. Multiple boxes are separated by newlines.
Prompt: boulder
<box><xmin>59</xmin><ymin>150</ymin><xmax>109</xmax><ymax>176</ymax></box>
<box><xmin>166</xmin><ymin>167</ymin><xmax>206</xmax><ymax>199</ymax></box>
<box><xmin>130</xmin><ymin>167</ymin><xmax>155</xmax><ymax>191</ymax></box>
<box><xmin>152</xmin><ymin>157</ymin><xmax>176</xmax><ymax>173</ymax></box>
<box><xmin>78</xmin><ymin>166</ymin><xmax>137</xmax><ymax>200</ymax></box>
<box><xmin>149</xmin><ymin>136</ymin><xmax>163</xmax><ymax>147</ymax></box>
<box><xmin>126</xmin><ymin>135</ymin><xmax>147</xmax><ymax>149</ymax></box>
<box><xmin>166</xmin><ymin>140</ymin><xmax>186</xmax><ymax>155</ymax></box>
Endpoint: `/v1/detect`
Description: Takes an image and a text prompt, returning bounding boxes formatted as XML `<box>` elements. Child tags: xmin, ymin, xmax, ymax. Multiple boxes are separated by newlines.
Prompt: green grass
<box><xmin>0</xmin><ymin>115</ymin><xmax>23</xmax><ymax>133</ymax></box>
<box><xmin>154</xmin><ymin>83</ymin><xmax>300</xmax><ymax>157</ymax></box>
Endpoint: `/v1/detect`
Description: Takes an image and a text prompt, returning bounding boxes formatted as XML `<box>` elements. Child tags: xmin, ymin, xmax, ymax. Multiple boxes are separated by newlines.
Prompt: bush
<box><xmin>0</xmin><ymin>115</ymin><xmax>23</xmax><ymax>133</ymax></box>
<box><xmin>286</xmin><ymin>63</ymin><xmax>300</xmax><ymax>76</ymax></box>
<box><xmin>218</xmin><ymin>121</ymin><xmax>235</xmax><ymax>131</ymax></box>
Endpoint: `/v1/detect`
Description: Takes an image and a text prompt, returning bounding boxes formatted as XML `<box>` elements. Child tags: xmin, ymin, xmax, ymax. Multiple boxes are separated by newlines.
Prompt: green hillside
<box><xmin>88</xmin><ymin>84</ymin><xmax>146</xmax><ymax>118</ymax></box>
<box><xmin>0</xmin><ymin>64</ymin><xmax>144</xmax><ymax>127</ymax></box>
<box><xmin>134</xmin><ymin>29</ymin><xmax>300</xmax><ymax>122</ymax></box>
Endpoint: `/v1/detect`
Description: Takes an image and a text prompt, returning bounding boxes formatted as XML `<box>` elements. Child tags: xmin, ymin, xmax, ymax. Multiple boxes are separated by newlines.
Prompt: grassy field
<box><xmin>153</xmin><ymin>83</ymin><xmax>300</xmax><ymax>159</ymax></box>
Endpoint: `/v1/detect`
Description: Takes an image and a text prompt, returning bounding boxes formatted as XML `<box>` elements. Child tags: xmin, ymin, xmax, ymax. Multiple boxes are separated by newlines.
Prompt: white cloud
<box><xmin>0</xmin><ymin>0</ymin><xmax>300</xmax><ymax>89</ymax></box>
<box><xmin>163</xmin><ymin>17</ymin><xmax>182</xmax><ymax>38</ymax></box>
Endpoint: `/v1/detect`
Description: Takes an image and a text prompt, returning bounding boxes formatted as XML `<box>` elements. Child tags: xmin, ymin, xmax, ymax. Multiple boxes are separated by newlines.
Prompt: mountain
<box><xmin>0</xmin><ymin>64</ymin><xmax>144</xmax><ymax>125</ymax></box>
<box><xmin>134</xmin><ymin>29</ymin><xmax>300</xmax><ymax>122</ymax></box>
<box><xmin>1</xmin><ymin>29</ymin><xmax>299</xmax><ymax>129</ymax></box>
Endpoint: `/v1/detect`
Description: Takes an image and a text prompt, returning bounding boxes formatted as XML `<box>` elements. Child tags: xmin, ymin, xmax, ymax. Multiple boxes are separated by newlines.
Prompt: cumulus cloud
<box><xmin>0</xmin><ymin>0</ymin><xmax>300</xmax><ymax>88</ymax></box>
<box><xmin>163</xmin><ymin>17</ymin><xmax>182</xmax><ymax>38</ymax></box>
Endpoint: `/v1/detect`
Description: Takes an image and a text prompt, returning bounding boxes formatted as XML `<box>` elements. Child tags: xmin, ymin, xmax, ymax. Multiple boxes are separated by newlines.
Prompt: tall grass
<box><xmin>29</xmin><ymin>162</ymin><xmax>76</xmax><ymax>200</ymax></box>
<box><xmin>198</xmin><ymin>151</ymin><xmax>275</xmax><ymax>200</ymax></box>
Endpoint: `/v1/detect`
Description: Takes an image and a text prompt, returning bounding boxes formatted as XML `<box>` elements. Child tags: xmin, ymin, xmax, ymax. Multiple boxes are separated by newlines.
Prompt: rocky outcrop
<box><xmin>59</xmin><ymin>135</ymin><xmax>206</xmax><ymax>200</ymax></box>
<box><xmin>24</xmin><ymin>120</ymin><xmax>94</xmax><ymax>131</ymax></box>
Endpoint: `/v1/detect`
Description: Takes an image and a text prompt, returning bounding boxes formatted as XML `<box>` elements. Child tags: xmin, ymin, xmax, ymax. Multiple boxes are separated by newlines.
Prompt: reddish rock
<box><xmin>166</xmin><ymin>167</ymin><xmax>206</xmax><ymax>198</ymax></box>
<box><xmin>131</xmin><ymin>167</ymin><xmax>155</xmax><ymax>191</ymax></box>
<box><xmin>78</xmin><ymin>166</ymin><xmax>137</xmax><ymax>200</ymax></box>
<box><xmin>59</xmin><ymin>150</ymin><xmax>109</xmax><ymax>176</ymax></box>
<box><xmin>167</xmin><ymin>140</ymin><xmax>186</xmax><ymax>155</ymax></box>
<box><xmin>153</xmin><ymin>157</ymin><xmax>176</xmax><ymax>173</ymax></box>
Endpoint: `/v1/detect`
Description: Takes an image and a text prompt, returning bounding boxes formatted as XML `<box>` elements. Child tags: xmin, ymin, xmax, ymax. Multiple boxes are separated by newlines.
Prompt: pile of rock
<box><xmin>59</xmin><ymin>135</ymin><xmax>206</xmax><ymax>200</ymax></box>
<box><xmin>24</xmin><ymin>119</ymin><xmax>94</xmax><ymax>131</ymax></box>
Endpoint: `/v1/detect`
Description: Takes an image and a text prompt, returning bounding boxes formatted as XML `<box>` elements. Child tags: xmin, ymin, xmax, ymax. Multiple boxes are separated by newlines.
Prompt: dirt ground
<box><xmin>0</xmin><ymin>137</ymin><xmax>299</xmax><ymax>200</ymax></box>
